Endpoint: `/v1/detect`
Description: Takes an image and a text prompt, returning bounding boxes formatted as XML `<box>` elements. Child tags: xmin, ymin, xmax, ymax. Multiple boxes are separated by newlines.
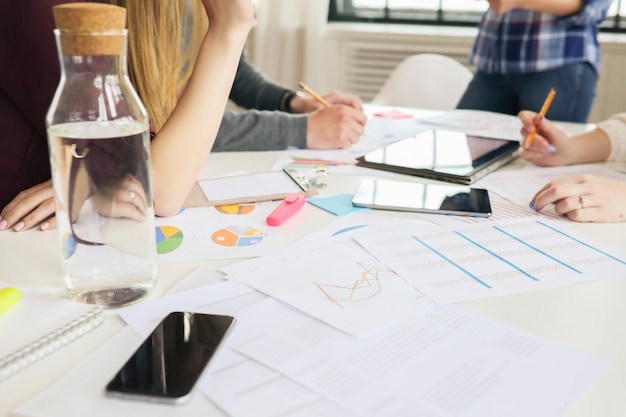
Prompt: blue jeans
<box><xmin>455</xmin><ymin>62</ymin><xmax>597</xmax><ymax>123</ymax></box>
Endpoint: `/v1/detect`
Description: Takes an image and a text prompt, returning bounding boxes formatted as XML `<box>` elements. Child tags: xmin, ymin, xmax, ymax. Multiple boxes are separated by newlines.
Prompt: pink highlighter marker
<box><xmin>266</xmin><ymin>192</ymin><xmax>306</xmax><ymax>226</ymax></box>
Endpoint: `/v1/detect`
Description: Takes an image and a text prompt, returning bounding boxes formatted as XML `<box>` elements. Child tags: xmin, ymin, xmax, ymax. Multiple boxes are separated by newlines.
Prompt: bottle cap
<box><xmin>52</xmin><ymin>3</ymin><xmax>127</xmax><ymax>55</ymax></box>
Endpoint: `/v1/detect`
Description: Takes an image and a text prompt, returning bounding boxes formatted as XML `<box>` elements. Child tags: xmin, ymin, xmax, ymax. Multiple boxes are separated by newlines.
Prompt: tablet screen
<box><xmin>360</xmin><ymin>130</ymin><xmax>519</xmax><ymax>177</ymax></box>
<box><xmin>351</xmin><ymin>178</ymin><xmax>492</xmax><ymax>217</ymax></box>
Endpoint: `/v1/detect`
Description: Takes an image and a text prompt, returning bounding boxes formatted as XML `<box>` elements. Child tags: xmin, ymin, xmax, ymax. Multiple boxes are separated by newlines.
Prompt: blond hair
<box><xmin>105</xmin><ymin>0</ymin><xmax>208</xmax><ymax>132</ymax></box>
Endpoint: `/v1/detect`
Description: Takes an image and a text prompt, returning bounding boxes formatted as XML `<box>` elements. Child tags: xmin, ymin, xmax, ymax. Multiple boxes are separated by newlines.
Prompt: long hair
<box><xmin>105</xmin><ymin>0</ymin><xmax>208</xmax><ymax>132</ymax></box>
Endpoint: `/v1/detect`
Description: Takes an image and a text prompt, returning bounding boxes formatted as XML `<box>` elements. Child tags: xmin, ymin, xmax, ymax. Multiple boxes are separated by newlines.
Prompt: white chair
<box><xmin>371</xmin><ymin>53</ymin><xmax>473</xmax><ymax>110</ymax></box>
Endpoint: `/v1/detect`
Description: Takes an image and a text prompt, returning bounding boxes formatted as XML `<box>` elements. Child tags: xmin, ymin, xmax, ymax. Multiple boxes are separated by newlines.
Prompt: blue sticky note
<box><xmin>308</xmin><ymin>194</ymin><xmax>370</xmax><ymax>216</ymax></box>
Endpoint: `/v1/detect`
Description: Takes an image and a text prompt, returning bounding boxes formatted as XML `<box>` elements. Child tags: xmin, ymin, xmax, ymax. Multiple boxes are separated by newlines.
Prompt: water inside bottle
<box><xmin>48</xmin><ymin>120</ymin><xmax>157</xmax><ymax>307</ymax></box>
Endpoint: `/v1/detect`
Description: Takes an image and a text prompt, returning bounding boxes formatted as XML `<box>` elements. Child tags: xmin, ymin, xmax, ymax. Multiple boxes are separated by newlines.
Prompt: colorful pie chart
<box><xmin>211</xmin><ymin>225</ymin><xmax>265</xmax><ymax>247</ymax></box>
<box><xmin>156</xmin><ymin>225</ymin><xmax>184</xmax><ymax>254</ymax></box>
<box><xmin>215</xmin><ymin>203</ymin><xmax>256</xmax><ymax>215</ymax></box>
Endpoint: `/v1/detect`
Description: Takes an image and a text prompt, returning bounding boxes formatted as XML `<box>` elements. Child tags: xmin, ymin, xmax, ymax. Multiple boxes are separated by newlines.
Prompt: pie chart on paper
<box><xmin>156</xmin><ymin>225</ymin><xmax>184</xmax><ymax>254</ymax></box>
<box><xmin>215</xmin><ymin>203</ymin><xmax>256</xmax><ymax>215</ymax></box>
<box><xmin>211</xmin><ymin>225</ymin><xmax>265</xmax><ymax>247</ymax></box>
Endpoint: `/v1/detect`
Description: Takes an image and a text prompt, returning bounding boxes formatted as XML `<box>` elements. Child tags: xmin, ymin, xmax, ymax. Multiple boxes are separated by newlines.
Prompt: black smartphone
<box><xmin>105</xmin><ymin>311</ymin><xmax>236</xmax><ymax>403</ymax></box>
<box><xmin>352</xmin><ymin>178</ymin><xmax>492</xmax><ymax>217</ymax></box>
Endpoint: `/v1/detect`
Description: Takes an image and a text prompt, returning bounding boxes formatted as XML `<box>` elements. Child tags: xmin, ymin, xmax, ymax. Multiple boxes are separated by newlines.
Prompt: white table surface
<box><xmin>1</xmin><ymin>113</ymin><xmax>625</xmax><ymax>417</ymax></box>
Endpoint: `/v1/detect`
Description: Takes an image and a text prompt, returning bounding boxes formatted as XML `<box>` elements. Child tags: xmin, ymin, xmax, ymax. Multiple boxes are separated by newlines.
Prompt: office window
<box><xmin>328</xmin><ymin>0</ymin><xmax>626</xmax><ymax>32</ymax></box>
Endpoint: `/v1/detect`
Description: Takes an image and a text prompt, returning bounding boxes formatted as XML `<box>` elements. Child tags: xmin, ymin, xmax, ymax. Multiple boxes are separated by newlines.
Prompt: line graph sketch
<box><xmin>314</xmin><ymin>262</ymin><xmax>397</xmax><ymax>308</ymax></box>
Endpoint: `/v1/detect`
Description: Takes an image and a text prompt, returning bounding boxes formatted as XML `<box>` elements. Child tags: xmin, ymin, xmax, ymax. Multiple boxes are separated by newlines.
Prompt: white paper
<box><xmin>14</xmin><ymin>270</ymin><xmax>611</xmax><ymax>417</ymax></box>
<box><xmin>477</xmin><ymin>163</ymin><xmax>626</xmax><ymax>208</ymax></box>
<box><xmin>15</xmin><ymin>272</ymin><xmax>353</xmax><ymax>417</ymax></box>
<box><xmin>154</xmin><ymin>203</ymin><xmax>284</xmax><ymax>261</ymax></box>
<box><xmin>198</xmin><ymin>171</ymin><xmax>301</xmax><ymax>203</ymax></box>
<box><xmin>229</xmin><ymin>298</ymin><xmax>610</xmax><ymax>417</ymax></box>
<box><xmin>409</xmin><ymin>192</ymin><xmax>561</xmax><ymax>227</ymax></box>
<box><xmin>354</xmin><ymin>218</ymin><xmax>626</xmax><ymax>303</ymax></box>
<box><xmin>417</xmin><ymin>109</ymin><xmax>523</xmax><ymax>140</ymax></box>
<box><xmin>220</xmin><ymin>217</ymin><xmax>436</xmax><ymax>336</ymax></box>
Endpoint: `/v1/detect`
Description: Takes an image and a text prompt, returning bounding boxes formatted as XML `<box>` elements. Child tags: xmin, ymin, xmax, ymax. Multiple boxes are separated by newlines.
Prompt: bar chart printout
<box><xmin>354</xmin><ymin>218</ymin><xmax>626</xmax><ymax>303</ymax></box>
<box><xmin>230</xmin><ymin>298</ymin><xmax>610</xmax><ymax>417</ymax></box>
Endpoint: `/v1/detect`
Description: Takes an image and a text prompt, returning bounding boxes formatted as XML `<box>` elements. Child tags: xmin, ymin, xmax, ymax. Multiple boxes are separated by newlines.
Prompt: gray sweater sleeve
<box><xmin>213</xmin><ymin>109</ymin><xmax>308</xmax><ymax>152</ymax></box>
<box><xmin>228</xmin><ymin>52</ymin><xmax>288</xmax><ymax>111</ymax></box>
<box><xmin>212</xmin><ymin>52</ymin><xmax>308</xmax><ymax>152</ymax></box>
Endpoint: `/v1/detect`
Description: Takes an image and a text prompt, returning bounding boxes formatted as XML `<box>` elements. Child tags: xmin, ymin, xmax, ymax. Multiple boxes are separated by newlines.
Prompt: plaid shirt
<box><xmin>469</xmin><ymin>1</ymin><xmax>613</xmax><ymax>74</ymax></box>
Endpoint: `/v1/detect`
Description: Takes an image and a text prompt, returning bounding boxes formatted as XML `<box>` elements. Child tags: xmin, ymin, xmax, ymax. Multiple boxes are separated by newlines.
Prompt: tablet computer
<box><xmin>351</xmin><ymin>178</ymin><xmax>492</xmax><ymax>217</ymax></box>
<box><xmin>355</xmin><ymin>129</ymin><xmax>520</xmax><ymax>184</ymax></box>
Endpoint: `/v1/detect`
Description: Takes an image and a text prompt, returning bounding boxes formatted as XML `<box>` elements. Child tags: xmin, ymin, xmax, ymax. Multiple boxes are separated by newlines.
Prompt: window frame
<box><xmin>327</xmin><ymin>0</ymin><xmax>626</xmax><ymax>33</ymax></box>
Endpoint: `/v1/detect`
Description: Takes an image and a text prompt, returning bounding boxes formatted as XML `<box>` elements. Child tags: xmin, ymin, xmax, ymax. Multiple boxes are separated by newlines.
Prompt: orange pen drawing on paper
<box><xmin>313</xmin><ymin>262</ymin><xmax>397</xmax><ymax>309</ymax></box>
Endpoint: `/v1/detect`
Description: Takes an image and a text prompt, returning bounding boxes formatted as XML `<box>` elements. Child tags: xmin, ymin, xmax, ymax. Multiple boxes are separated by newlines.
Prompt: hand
<box><xmin>324</xmin><ymin>91</ymin><xmax>363</xmax><ymax>111</ymax></box>
<box><xmin>0</xmin><ymin>180</ymin><xmax>56</xmax><ymax>232</ymax></box>
<box><xmin>530</xmin><ymin>175</ymin><xmax>626</xmax><ymax>222</ymax></box>
<box><xmin>306</xmin><ymin>105</ymin><xmax>368</xmax><ymax>149</ymax></box>
<box><xmin>291</xmin><ymin>91</ymin><xmax>364</xmax><ymax>114</ymax></box>
<box><xmin>89</xmin><ymin>174</ymin><xmax>148</xmax><ymax>222</ymax></box>
<box><xmin>518</xmin><ymin>110</ymin><xmax>572</xmax><ymax>166</ymax></box>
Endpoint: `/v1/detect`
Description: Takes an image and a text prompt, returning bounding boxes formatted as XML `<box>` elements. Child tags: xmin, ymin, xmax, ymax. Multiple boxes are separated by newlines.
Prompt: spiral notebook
<box><xmin>0</xmin><ymin>283</ymin><xmax>104</xmax><ymax>382</ymax></box>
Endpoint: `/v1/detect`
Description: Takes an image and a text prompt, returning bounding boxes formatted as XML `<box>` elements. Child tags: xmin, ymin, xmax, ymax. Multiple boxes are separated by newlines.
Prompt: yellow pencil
<box><xmin>298</xmin><ymin>82</ymin><xmax>330</xmax><ymax>108</ymax></box>
<box><xmin>524</xmin><ymin>87</ymin><xmax>556</xmax><ymax>148</ymax></box>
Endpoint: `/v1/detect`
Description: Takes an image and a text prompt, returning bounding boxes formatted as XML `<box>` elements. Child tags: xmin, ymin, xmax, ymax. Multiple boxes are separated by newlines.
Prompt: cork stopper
<box><xmin>52</xmin><ymin>3</ymin><xmax>127</xmax><ymax>55</ymax></box>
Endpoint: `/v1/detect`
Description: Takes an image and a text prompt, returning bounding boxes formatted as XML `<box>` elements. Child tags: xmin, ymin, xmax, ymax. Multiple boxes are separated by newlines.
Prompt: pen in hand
<box><xmin>298</xmin><ymin>82</ymin><xmax>330</xmax><ymax>108</ymax></box>
<box><xmin>524</xmin><ymin>87</ymin><xmax>556</xmax><ymax>149</ymax></box>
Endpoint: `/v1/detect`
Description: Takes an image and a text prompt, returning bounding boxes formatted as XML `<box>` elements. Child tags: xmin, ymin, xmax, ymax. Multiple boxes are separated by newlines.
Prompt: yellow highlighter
<box><xmin>0</xmin><ymin>287</ymin><xmax>21</xmax><ymax>315</ymax></box>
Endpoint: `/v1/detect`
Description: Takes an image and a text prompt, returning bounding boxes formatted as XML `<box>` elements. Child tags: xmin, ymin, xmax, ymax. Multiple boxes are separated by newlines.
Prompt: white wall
<box><xmin>246</xmin><ymin>0</ymin><xmax>329</xmax><ymax>94</ymax></box>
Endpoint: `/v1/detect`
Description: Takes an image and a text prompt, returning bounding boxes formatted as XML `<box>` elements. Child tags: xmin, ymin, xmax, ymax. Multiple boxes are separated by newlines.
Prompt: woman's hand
<box><xmin>518</xmin><ymin>110</ymin><xmax>613</xmax><ymax>167</ymax></box>
<box><xmin>306</xmin><ymin>105</ymin><xmax>367</xmax><ymax>149</ymax></box>
<box><xmin>90</xmin><ymin>174</ymin><xmax>148</xmax><ymax>222</ymax></box>
<box><xmin>518</xmin><ymin>110</ymin><xmax>577</xmax><ymax>166</ymax></box>
<box><xmin>0</xmin><ymin>180</ymin><xmax>56</xmax><ymax>231</ymax></box>
<box><xmin>530</xmin><ymin>175</ymin><xmax>626</xmax><ymax>222</ymax></box>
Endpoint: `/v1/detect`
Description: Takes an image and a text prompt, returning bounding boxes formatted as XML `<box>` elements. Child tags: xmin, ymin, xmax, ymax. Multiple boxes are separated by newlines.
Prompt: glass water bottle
<box><xmin>46</xmin><ymin>3</ymin><xmax>157</xmax><ymax>307</ymax></box>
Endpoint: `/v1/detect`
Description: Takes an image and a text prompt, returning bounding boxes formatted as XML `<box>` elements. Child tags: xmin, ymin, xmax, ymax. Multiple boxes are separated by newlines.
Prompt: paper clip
<box><xmin>283</xmin><ymin>168</ymin><xmax>328</xmax><ymax>192</ymax></box>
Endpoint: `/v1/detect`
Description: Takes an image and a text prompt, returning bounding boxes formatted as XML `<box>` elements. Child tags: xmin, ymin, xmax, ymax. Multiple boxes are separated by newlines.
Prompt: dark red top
<box><xmin>0</xmin><ymin>0</ymin><xmax>82</xmax><ymax>209</ymax></box>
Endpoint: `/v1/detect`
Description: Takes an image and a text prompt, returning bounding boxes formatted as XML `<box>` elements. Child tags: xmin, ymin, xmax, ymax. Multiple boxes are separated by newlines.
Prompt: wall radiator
<box><xmin>332</xmin><ymin>33</ymin><xmax>474</xmax><ymax>102</ymax></box>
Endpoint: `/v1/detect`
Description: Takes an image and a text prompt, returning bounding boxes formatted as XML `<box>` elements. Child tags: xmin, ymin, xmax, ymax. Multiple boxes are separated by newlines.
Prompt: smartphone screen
<box><xmin>105</xmin><ymin>311</ymin><xmax>235</xmax><ymax>403</ymax></box>
<box><xmin>352</xmin><ymin>178</ymin><xmax>492</xmax><ymax>217</ymax></box>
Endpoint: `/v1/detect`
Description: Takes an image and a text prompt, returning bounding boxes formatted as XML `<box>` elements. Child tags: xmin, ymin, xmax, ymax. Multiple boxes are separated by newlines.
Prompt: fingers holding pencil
<box><xmin>518</xmin><ymin>109</ymin><xmax>569</xmax><ymax>167</ymax></box>
<box><xmin>523</xmin><ymin>87</ymin><xmax>556</xmax><ymax>149</ymax></box>
<box><xmin>298</xmin><ymin>82</ymin><xmax>330</xmax><ymax>107</ymax></box>
<box><xmin>297</xmin><ymin>82</ymin><xmax>364</xmax><ymax>111</ymax></box>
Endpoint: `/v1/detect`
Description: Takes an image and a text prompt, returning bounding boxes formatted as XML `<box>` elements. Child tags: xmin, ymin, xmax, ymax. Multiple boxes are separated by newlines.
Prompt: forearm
<box><xmin>494</xmin><ymin>0</ymin><xmax>584</xmax><ymax>15</ymax></box>
<box><xmin>596</xmin><ymin>114</ymin><xmax>626</xmax><ymax>162</ymax></box>
<box><xmin>150</xmin><ymin>28</ymin><xmax>250</xmax><ymax>216</ymax></box>
<box><xmin>213</xmin><ymin>110</ymin><xmax>307</xmax><ymax>152</ymax></box>
<box><xmin>521</xmin><ymin>0</ymin><xmax>583</xmax><ymax>15</ymax></box>
<box><xmin>230</xmin><ymin>52</ymin><xmax>289</xmax><ymax>111</ymax></box>
<box><xmin>566</xmin><ymin>127</ymin><xmax>611</xmax><ymax>164</ymax></box>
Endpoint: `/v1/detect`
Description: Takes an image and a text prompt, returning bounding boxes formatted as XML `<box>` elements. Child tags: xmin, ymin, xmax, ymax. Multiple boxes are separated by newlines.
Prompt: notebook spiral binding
<box><xmin>0</xmin><ymin>306</ymin><xmax>104</xmax><ymax>382</ymax></box>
